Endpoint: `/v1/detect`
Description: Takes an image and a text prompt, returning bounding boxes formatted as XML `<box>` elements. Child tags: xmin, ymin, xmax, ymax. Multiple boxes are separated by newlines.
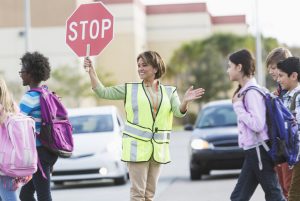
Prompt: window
<box><xmin>70</xmin><ymin>114</ymin><xmax>114</xmax><ymax>134</ymax></box>
<box><xmin>196</xmin><ymin>105</ymin><xmax>237</xmax><ymax>128</ymax></box>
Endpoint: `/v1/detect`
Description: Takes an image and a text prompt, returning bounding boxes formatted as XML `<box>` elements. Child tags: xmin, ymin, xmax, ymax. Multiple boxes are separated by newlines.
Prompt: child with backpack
<box><xmin>265</xmin><ymin>47</ymin><xmax>292</xmax><ymax>199</ymax></box>
<box><xmin>0</xmin><ymin>77</ymin><xmax>33</xmax><ymax>201</ymax></box>
<box><xmin>227</xmin><ymin>49</ymin><xmax>285</xmax><ymax>201</ymax></box>
<box><xmin>277</xmin><ymin>57</ymin><xmax>300</xmax><ymax>201</ymax></box>
<box><xmin>18</xmin><ymin>52</ymin><xmax>58</xmax><ymax>201</ymax></box>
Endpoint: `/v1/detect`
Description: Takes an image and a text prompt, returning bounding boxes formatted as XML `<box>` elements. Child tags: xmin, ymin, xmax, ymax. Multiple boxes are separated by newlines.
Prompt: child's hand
<box><xmin>272</xmin><ymin>90</ymin><xmax>279</xmax><ymax>96</ymax></box>
<box><xmin>232</xmin><ymin>93</ymin><xmax>243</xmax><ymax>103</ymax></box>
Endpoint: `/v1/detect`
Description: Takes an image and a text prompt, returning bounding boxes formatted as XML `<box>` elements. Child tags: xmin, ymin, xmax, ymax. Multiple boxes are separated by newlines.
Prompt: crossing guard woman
<box><xmin>84</xmin><ymin>51</ymin><xmax>205</xmax><ymax>201</ymax></box>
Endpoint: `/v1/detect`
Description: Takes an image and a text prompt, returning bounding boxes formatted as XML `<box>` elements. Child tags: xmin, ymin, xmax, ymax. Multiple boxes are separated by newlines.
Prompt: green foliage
<box><xmin>0</xmin><ymin>71</ymin><xmax>23</xmax><ymax>102</ymax></box>
<box><xmin>49</xmin><ymin>65</ymin><xmax>91</xmax><ymax>107</ymax></box>
<box><xmin>188</xmin><ymin>45</ymin><xmax>232</xmax><ymax>102</ymax></box>
<box><xmin>290</xmin><ymin>47</ymin><xmax>300</xmax><ymax>57</ymax></box>
<box><xmin>168</xmin><ymin>33</ymin><xmax>281</xmax><ymax>102</ymax></box>
<box><xmin>7</xmin><ymin>81</ymin><xmax>23</xmax><ymax>101</ymax></box>
<box><xmin>49</xmin><ymin>65</ymin><xmax>115</xmax><ymax>107</ymax></box>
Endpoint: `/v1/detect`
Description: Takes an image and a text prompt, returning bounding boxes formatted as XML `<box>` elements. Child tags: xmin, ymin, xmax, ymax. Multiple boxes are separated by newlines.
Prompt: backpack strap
<box><xmin>239</xmin><ymin>86</ymin><xmax>266</xmax><ymax>110</ymax></box>
<box><xmin>290</xmin><ymin>90</ymin><xmax>300</xmax><ymax>113</ymax></box>
<box><xmin>239</xmin><ymin>86</ymin><xmax>266</xmax><ymax>98</ymax></box>
<box><xmin>29</xmin><ymin>85</ymin><xmax>48</xmax><ymax>93</ymax></box>
<box><xmin>28</xmin><ymin>86</ymin><xmax>49</xmax><ymax>179</ymax></box>
<box><xmin>240</xmin><ymin>86</ymin><xmax>269</xmax><ymax>171</ymax></box>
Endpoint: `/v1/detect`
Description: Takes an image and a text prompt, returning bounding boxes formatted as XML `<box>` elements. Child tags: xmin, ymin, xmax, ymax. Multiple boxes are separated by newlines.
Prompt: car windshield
<box><xmin>70</xmin><ymin>114</ymin><xmax>114</xmax><ymax>134</ymax></box>
<box><xmin>195</xmin><ymin>104</ymin><xmax>237</xmax><ymax>128</ymax></box>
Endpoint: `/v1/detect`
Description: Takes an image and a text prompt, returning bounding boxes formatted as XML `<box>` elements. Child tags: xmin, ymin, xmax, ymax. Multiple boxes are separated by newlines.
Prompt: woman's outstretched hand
<box><xmin>183</xmin><ymin>86</ymin><xmax>205</xmax><ymax>103</ymax></box>
<box><xmin>180</xmin><ymin>86</ymin><xmax>205</xmax><ymax>113</ymax></box>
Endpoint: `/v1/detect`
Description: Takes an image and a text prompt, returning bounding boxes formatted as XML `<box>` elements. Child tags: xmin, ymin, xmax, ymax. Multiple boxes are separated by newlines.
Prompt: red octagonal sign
<box><xmin>66</xmin><ymin>2</ymin><xmax>114</xmax><ymax>57</ymax></box>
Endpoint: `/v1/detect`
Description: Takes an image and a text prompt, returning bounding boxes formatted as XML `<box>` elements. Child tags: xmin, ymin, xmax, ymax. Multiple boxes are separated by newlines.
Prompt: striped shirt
<box><xmin>282</xmin><ymin>85</ymin><xmax>300</xmax><ymax>124</ymax></box>
<box><xmin>19</xmin><ymin>91</ymin><xmax>42</xmax><ymax>146</ymax></box>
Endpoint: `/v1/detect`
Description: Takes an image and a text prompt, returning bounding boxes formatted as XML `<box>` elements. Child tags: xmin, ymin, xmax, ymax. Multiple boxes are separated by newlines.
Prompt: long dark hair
<box><xmin>229</xmin><ymin>49</ymin><xmax>255</xmax><ymax>97</ymax></box>
<box><xmin>229</xmin><ymin>49</ymin><xmax>256</xmax><ymax>77</ymax></box>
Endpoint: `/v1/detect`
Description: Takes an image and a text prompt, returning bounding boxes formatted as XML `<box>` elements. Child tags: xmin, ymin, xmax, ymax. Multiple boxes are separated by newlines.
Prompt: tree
<box><xmin>0</xmin><ymin>71</ymin><xmax>23</xmax><ymax>101</ymax></box>
<box><xmin>49</xmin><ymin>65</ymin><xmax>115</xmax><ymax>108</ymax></box>
<box><xmin>167</xmin><ymin>33</ymin><xmax>281</xmax><ymax>103</ymax></box>
<box><xmin>188</xmin><ymin>45</ymin><xmax>232</xmax><ymax>102</ymax></box>
<box><xmin>49</xmin><ymin>65</ymin><xmax>91</xmax><ymax>107</ymax></box>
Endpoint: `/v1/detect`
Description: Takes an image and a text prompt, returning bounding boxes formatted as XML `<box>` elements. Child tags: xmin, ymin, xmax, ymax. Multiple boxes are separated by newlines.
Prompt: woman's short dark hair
<box><xmin>229</xmin><ymin>49</ymin><xmax>256</xmax><ymax>77</ymax></box>
<box><xmin>137</xmin><ymin>51</ymin><xmax>166</xmax><ymax>79</ymax></box>
<box><xmin>20</xmin><ymin>51</ymin><xmax>51</xmax><ymax>83</ymax></box>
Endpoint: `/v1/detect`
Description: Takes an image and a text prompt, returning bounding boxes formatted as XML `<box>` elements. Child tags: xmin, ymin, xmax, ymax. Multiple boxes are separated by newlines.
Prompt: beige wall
<box><xmin>147</xmin><ymin>12</ymin><xmax>212</xmax><ymax>63</ymax></box>
<box><xmin>0</xmin><ymin>0</ymin><xmax>75</xmax><ymax>27</ymax></box>
<box><xmin>0</xmin><ymin>0</ymin><xmax>248</xmax><ymax>111</ymax></box>
<box><xmin>212</xmin><ymin>24</ymin><xmax>248</xmax><ymax>35</ymax></box>
<box><xmin>0</xmin><ymin>0</ymin><xmax>23</xmax><ymax>27</ymax></box>
<box><xmin>95</xmin><ymin>2</ymin><xmax>146</xmax><ymax>84</ymax></box>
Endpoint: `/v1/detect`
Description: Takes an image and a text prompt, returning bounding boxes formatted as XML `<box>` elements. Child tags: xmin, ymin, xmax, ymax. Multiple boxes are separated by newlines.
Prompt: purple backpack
<box><xmin>30</xmin><ymin>86</ymin><xmax>73</xmax><ymax>158</ymax></box>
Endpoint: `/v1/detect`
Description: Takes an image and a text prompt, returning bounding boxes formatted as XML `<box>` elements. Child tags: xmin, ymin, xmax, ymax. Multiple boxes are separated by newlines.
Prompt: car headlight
<box><xmin>191</xmin><ymin>139</ymin><xmax>213</xmax><ymax>150</ymax></box>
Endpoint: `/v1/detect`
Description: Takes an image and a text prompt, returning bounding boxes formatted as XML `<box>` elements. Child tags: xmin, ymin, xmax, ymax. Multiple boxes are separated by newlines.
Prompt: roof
<box><xmin>95</xmin><ymin>0</ymin><xmax>134</xmax><ymax>4</ymax></box>
<box><xmin>211</xmin><ymin>15</ymin><xmax>246</xmax><ymax>25</ymax></box>
<box><xmin>146</xmin><ymin>3</ymin><xmax>207</xmax><ymax>15</ymax></box>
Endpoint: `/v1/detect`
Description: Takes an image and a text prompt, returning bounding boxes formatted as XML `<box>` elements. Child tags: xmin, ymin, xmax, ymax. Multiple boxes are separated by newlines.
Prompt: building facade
<box><xmin>0</xmin><ymin>0</ymin><xmax>247</xmax><ymax>83</ymax></box>
<box><xmin>0</xmin><ymin>0</ymin><xmax>247</xmax><ymax>113</ymax></box>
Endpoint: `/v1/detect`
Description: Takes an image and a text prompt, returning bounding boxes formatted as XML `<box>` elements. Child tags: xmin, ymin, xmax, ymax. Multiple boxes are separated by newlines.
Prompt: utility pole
<box><xmin>24</xmin><ymin>0</ymin><xmax>31</xmax><ymax>52</ymax></box>
<box><xmin>255</xmin><ymin>0</ymin><xmax>265</xmax><ymax>86</ymax></box>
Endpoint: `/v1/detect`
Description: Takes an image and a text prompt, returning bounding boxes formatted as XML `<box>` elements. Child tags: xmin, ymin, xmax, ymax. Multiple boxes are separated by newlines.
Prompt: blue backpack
<box><xmin>241</xmin><ymin>86</ymin><xmax>300</xmax><ymax>166</ymax></box>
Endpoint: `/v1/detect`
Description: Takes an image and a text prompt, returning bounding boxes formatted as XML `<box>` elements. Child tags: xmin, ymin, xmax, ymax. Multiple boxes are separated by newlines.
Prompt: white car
<box><xmin>51</xmin><ymin>106</ymin><xmax>128</xmax><ymax>185</ymax></box>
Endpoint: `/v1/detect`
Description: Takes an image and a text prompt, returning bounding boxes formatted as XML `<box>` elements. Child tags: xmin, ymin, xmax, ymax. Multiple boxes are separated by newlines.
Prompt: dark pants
<box><xmin>19</xmin><ymin>147</ymin><xmax>58</xmax><ymax>201</ymax></box>
<box><xmin>230</xmin><ymin>146</ymin><xmax>286</xmax><ymax>201</ymax></box>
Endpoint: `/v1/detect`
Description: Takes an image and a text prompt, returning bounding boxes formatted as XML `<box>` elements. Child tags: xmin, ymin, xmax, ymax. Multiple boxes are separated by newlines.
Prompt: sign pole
<box><xmin>85</xmin><ymin>44</ymin><xmax>91</xmax><ymax>72</ymax></box>
<box><xmin>24</xmin><ymin>0</ymin><xmax>31</xmax><ymax>52</ymax></box>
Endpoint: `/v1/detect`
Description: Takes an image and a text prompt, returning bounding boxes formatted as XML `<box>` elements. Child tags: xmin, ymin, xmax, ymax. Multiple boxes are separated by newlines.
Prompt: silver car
<box><xmin>51</xmin><ymin>106</ymin><xmax>128</xmax><ymax>185</ymax></box>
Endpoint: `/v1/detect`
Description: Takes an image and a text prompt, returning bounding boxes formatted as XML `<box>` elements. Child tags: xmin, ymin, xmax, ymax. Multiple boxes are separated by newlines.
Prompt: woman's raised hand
<box><xmin>183</xmin><ymin>86</ymin><xmax>205</xmax><ymax>103</ymax></box>
<box><xmin>84</xmin><ymin>57</ymin><xmax>93</xmax><ymax>73</ymax></box>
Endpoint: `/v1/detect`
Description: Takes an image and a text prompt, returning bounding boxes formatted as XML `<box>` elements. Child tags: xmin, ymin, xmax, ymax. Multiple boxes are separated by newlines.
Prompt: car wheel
<box><xmin>53</xmin><ymin>181</ymin><xmax>64</xmax><ymax>186</ymax></box>
<box><xmin>114</xmin><ymin>175</ymin><xmax>128</xmax><ymax>185</ymax></box>
<box><xmin>190</xmin><ymin>168</ymin><xmax>202</xmax><ymax>180</ymax></box>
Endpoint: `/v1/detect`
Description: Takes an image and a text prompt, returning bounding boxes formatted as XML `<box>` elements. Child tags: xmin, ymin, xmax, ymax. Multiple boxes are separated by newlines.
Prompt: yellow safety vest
<box><xmin>122</xmin><ymin>83</ymin><xmax>176</xmax><ymax>163</ymax></box>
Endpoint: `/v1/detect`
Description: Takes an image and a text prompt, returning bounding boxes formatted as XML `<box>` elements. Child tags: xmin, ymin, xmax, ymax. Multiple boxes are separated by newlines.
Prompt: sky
<box><xmin>141</xmin><ymin>0</ymin><xmax>300</xmax><ymax>47</ymax></box>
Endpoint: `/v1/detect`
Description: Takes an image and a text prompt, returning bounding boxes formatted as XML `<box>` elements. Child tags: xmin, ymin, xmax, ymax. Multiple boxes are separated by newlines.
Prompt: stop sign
<box><xmin>66</xmin><ymin>2</ymin><xmax>114</xmax><ymax>57</ymax></box>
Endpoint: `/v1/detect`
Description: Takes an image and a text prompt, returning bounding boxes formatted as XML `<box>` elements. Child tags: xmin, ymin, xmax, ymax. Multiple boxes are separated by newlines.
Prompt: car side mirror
<box><xmin>184</xmin><ymin>124</ymin><xmax>194</xmax><ymax>131</ymax></box>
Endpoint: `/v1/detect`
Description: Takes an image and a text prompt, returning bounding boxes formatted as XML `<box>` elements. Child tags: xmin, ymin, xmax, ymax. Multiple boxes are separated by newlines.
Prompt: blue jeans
<box><xmin>19</xmin><ymin>147</ymin><xmax>57</xmax><ymax>201</ymax></box>
<box><xmin>230</xmin><ymin>146</ymin><xmax>286</xmax><ymax>201</ymax></box>
<box><xmin>0</xmin><ymin>176</ymin><xmax>18</xmax><ymax>201</ymax></box>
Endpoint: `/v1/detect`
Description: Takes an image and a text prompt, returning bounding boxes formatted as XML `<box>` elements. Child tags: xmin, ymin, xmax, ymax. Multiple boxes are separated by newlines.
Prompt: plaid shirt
<box><xmin>282</xmin><ymin>85</ymin><xmax>300</xmax><ymax>123</ymax></box>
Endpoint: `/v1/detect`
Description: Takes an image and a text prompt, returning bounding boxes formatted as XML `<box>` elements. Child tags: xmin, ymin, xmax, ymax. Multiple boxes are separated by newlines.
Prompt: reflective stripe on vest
<box><xmin>165</xmin><ymin>86</ymin><xmax>173</xmax><ymax>100</ymax></box>
<box><xmin>132</xmin><ymin>84</ymin><xmax>139</xmax><ymax>125</ymax></box>
<box><xmin>130</xmin><ymin>140</ymin><xmax>138</xmax><ymax>161</ymax></box>
<box><xmin>124</xmin><ymin>124</ymin><xmax>153</xmax><ymax>140</ymax></box>
<box><xmin>124</xmin><ymin>124</ymin><xmax>170</xmax><ymax>142</ymax></box>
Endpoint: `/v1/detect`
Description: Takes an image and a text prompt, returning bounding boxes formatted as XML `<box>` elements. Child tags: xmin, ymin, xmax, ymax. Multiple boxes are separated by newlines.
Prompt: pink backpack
<box><xmin>0</xmin><ymin>113</ymin><xmax>38</xmax><ymax>177</ymax></box>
